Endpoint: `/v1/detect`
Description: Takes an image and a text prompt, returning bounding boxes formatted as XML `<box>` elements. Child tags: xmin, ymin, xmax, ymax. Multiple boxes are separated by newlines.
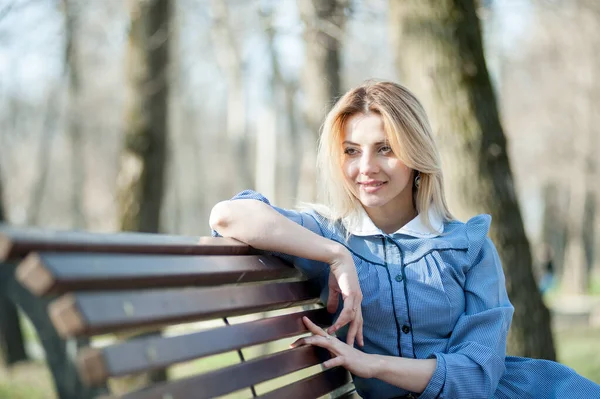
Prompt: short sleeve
<box><xmin>420</xmin><ymin>215</ymin><xmax>514</xmax><ymax>399</ymax></box>
<box><xmin>211</xmin><ymin>190</ymin><xmax>331</xmax><ymax>279</ymax></box>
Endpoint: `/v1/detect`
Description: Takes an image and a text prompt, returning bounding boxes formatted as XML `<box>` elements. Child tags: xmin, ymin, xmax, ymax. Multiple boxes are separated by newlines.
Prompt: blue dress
<box><xmin>217</xmin><ymin>190</ymin><xmax>600</xmax><ymax>399</ymax></box>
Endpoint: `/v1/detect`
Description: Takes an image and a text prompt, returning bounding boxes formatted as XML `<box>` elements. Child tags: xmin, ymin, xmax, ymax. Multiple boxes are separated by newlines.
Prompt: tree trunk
<box><xmin>561</xmin><ymin>2</ymin><xmax>599</xmax><ymax>294</ymax></box>
<box><xmin>118</xmin><ymin>0</ymin><xmax>170</xmax><ymax>233</ymax></box>
<box><xmin>25</xmin><ymin>86</ymin><xmax>61</xmax><ymax>226</ymax></box>
<box><xmin>541</xmin><ymin>183</ymin><xmax>568</xmax><ymax>276</ymax></box>
<box><xmin>259</xmin><ymin>5</ymin><xmax>302</xmax><ymax>207</ymax></box>
<box><xmin>257</xmin><ymin>5</ymin><xmax>299</xmax><ymax>204</ymax></box>
<box><xmin>210</xmin><ymin>0</ymin><xmax>253</xmax><ymax>193</ymax></box>
<box><xmin>593</xmin><ymin>199</ymin><xmax>600</xmax><ymax>280</ymax></box>
<box><xmin>585</xmin><ymin>2</ymin><xmax>600</xmax><ymax>282</ymax></box>
<box><xmin>562</xmin><ymin>145</ymin><xmax>589</xmax><ymax>294</ymax></box>
<box><xmin>114</xmin><ymin>0</ymin><xmax>171</xmax><ymax>391</ymax></box>
<box><xmin>389</xmin><ymin>0</ymin><xmax>555</xmax><ymax>360</ymax></box>
<box><xmin>297</xmin><ymin>0</ymin><xmax>345</xmax><ymax>202</ymax></box>
<box><xmin>63</xmin><ymin>0</ymin><xmax>86</xmax><ymax>229</ymax></box>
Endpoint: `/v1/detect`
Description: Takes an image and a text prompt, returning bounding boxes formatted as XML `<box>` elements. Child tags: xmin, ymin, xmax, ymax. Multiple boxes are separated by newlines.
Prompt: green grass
<box><xmin>0</xmin><ymin>384</ymin><xmax>50</xmax><ymax>399</ymax></box>
<box><xmin>0</xmin><ymin>361</ymin><xmax>55</xmax><ymax>399</ymax></box>
<box><xmin>556</xmin><ymin>327</ymin><xmax>600</xmax><ymax>383</ymax></box>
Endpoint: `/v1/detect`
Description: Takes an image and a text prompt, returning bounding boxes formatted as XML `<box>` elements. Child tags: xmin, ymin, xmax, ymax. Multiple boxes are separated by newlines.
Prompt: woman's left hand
<box><xmin>291</xmin><ymin>316</ymin><xmax>376</xmax><ymax>379</ymax></box>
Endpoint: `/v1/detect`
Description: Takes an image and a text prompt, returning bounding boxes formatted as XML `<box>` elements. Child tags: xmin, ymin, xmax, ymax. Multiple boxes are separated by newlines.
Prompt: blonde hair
<box><xmin>311</xmin><ymin>80</ymin><xmax>454</xmax><ymax>233</ymax></box>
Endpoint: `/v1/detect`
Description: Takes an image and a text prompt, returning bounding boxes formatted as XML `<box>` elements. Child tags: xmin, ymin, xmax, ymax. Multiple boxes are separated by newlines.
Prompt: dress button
<box><xmin>395</xmin><ymin>274</ymin><xmax>403</xmax><ymax>282</ymax></box>
<box><xmin>402</xmin><ymin>325</ymin><xmax>411</xmax><ymax>334</ymax></box>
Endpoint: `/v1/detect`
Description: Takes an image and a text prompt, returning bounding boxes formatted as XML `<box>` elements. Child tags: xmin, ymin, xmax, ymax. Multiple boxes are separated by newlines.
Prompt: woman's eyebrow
<box><xmin>342</xmin><ymin>140</ymin><xmax>389</xmax><ymax>146</ymax></box>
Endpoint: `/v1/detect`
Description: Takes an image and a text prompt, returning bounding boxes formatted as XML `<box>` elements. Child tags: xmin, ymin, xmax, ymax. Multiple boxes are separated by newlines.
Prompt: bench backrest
<box><xmin>0</xmin><ymin>225</ymin><xmax>357</xmax><ymax>399</ymax></box>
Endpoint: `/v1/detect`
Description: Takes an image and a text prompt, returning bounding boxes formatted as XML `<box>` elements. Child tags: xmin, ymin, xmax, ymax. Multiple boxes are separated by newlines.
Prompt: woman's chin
<box><xmin>359</xmin><ymin>196</ymin><xmax>388</xmax><ymax>209</ymax></box>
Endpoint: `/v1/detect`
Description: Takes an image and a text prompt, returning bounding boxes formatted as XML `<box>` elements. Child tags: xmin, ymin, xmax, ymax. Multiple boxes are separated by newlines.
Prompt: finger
<box><xmin>300</xmin><ymin>335</ymin><xmax>337</xmax><ymax>351</ymax></box>
<box><xmin>357</xmin><ymin>311</ymin><xmax>365</xmax><ymax>347</ymax></box>
<box><xmin>328</xmin><ymin>297</ymin><xmax>356</xmax><ymax>334</ymax></box>
<box><xmin>327</xmin><ymin>287</ymin><xmax>339</xmax><ymax>313</ymax></box>
<box><xmin>290</xmin><ymin>338</ymin><xmax>307</xmax><ymax>348</ymax></box>
<box><xmin>357</xmin><ymin>327</ymin><xmax>364</xmax><ymax>347</ymax></box>
<box><xmin>302</xmin><ymin>316</ymin><xmax>328</xmax><ymax>337</ymax></box>
<box><xmin>346</xmin><ymin>317</ymin><xmax>358</xmax><ymax>347</ymax></box>
<box><xmin>323</xmin><ymin>356</ymin><xmax>345</xmax><ymax>369</ymax></box>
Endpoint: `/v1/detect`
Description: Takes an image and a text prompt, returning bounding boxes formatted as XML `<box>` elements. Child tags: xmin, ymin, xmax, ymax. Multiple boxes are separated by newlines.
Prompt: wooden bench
<box><xmin>0</xmin><ymin>225</ymin><xmax>358</xmax><ymax>399</ymax></box>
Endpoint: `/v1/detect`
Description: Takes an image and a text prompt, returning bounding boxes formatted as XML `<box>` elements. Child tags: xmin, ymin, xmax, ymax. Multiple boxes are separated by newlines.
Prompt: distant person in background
<box><xmin>539</xmin><ymin>244</ymin><xmax>556</xmax><ymax>294</ymax></box>
<box><xmin>210</xmin><ymin>81</ymin><xmax>600</xmax><ymax>398</ymax></box>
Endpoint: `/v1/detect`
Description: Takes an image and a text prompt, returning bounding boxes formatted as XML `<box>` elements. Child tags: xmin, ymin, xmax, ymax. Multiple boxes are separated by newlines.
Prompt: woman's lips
<box><xmin>358</xmin><ymin>181</ymin><xmax>387</xmax><ymax>193</ymax></box>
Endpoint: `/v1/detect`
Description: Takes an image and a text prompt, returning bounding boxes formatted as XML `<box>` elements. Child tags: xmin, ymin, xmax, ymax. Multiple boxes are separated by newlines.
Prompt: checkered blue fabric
<box><xmin>213</xmin><ymin>190</ymin><xmax>600</xmax><ymax>399</ymax></box>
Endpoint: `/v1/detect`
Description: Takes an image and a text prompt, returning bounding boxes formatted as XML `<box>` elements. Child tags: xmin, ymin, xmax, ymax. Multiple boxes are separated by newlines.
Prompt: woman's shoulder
<box><xmin>444</xmin><ymin>213</ymin><xmax>491</xmax><ymax>234</ymax></box>
<box><xmin>228</xmin><ymin>189</ymin><xmax>273</xmax><ymax>204</ymax></box>
<box><xmin>442</xmin><ymin>214</ymin><xmax>494</xmax><ymax>261</ymax></box>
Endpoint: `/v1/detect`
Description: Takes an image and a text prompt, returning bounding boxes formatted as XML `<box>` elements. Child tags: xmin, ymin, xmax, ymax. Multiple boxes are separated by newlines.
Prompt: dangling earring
<box><xmin>414</xmin><ymin>172</ymin><xmax>421</xmax><ymax>189</ymax></box>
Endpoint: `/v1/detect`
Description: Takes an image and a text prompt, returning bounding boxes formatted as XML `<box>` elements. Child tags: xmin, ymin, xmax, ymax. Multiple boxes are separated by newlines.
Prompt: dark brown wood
<box><xmin>258</xmin><ymin>366</ymin><xmax>352</xmax><ymax>399</ymax></box>
<box><xmin>78</xmin><ymin>308</ymin><xmax>331</xmax><ymax>385</ymax></box>
<box><xmin>337</xmin><ymin>390</ymin><xmax>361</xmax><ymax>399</ymax></box>
<box><xmin>78</xmin><ymin>348</ymin><xmax>107</xmax><ymax>387</ymax></box>
<box><xmin>49</xmin><ymin>281</ymin><xmax>321</xmax><ymax>337</ymax></box>
<box><xmin>15</xmin><ymin>253</ymin><xmax>54</xmax><ymax>296</ymax></box>
<box><xmin>16</xmin><ymin>252</ymin><xmax>301</xmax><ymax>296</ymax></box>
<box><xmin>0</xmin><ymin>226</ymin><xmax>356</xmax><ymax>397</ymax></box>
<box><xmin>116</xmin><ymin>345</ymin><xmax>333</xmax><ymax>399</ymax></box>
<box><xmin>0</xmin><ymin>225</ymin><xmax>249</xmax><ymax>261</ymax></box>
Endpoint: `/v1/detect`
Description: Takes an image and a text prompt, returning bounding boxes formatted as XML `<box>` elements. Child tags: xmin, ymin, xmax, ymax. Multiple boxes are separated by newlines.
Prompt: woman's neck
<box><xmin>364</xmin><ymin>202</ymin><xmax>418</xmax><ymax>235</ymax></box>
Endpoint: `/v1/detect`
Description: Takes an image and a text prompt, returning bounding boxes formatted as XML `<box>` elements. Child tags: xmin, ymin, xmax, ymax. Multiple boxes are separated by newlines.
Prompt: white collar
<box><xmin>344</xmin><ymin>206</ymin><xmax>444</xmax><ymax>238</ymax></box>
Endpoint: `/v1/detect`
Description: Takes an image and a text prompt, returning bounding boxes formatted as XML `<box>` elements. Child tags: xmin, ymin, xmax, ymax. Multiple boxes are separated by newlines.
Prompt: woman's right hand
<box><xmin>326</xmin><ymin>248</ymin><xmax>364</xmax><ymax>347</ymax></box>
<box><xmin>211</xmin><ymin>198</ymin><xmax>363</xmax><ymax>345</ymax></box>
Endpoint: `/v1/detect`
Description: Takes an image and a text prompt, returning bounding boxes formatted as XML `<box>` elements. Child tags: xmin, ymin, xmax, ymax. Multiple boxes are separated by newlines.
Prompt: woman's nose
<box><xmin>359</xmin><ymin>153</ymin><xmax>379</xmax><ymax>175</ymax></box>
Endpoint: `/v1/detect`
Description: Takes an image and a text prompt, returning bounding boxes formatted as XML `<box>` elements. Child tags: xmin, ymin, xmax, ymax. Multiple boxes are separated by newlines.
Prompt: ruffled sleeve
<box><xmin>211</xmin><ymin>190</ymin><xmax>331</xmax><ymax>279</ymax></box>
<box><xmin>420</xmin><ymin>214</ymin><xmax>515</xmax><ymax>399</ymax></box>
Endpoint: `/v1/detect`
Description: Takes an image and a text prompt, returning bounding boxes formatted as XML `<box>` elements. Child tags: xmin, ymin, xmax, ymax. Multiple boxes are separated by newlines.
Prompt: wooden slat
<box><xmin>16</xmin><ymin>252</ymin><xmax>300</xmax><ymax>296</ymax></box>
<box><xmin>78</xmin><ymin>308</ymin><xmax>331</xmax><ymax>385</ymax></box>
<box><xmin>113</xmin><ymin>345</ymin><xmax>332</xmax><ymax>399</ymax></box>
<box><xmin>336</xmin><ymin>389</ymin><xmax>362</xmax><ymax>399</ymax></box>
<box><xmin>258</xmin><ymin>366</ymin><xmax>352</xmax><ymax>399</ymax></box>
<box><xmin>49</xmin><ymin>281</ymin><xmax>321</xmax><ymax>337</ymax></box>
<box><xmin>0</xmin><ymin>224</ymin><xmax>249</xmax><ymax>261</ymax></box>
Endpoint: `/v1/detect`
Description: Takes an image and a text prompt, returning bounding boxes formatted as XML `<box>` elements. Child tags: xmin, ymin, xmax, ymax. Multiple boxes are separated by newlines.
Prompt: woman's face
<box><xmin>342</xmin><ymin>113</ymin><xmax>414</xmax><ymax>214</ymax></box>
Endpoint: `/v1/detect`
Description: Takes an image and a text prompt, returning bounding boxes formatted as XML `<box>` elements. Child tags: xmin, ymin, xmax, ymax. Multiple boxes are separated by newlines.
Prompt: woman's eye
<box><xmin>344</xmin><ymin>148</ymin><xmax>358</xmax><ymax>155</ymax></box>
<box><xmin>379</xmin><ymin>146</ymin><xmax>392</xmax><ymax>154</ymax></box>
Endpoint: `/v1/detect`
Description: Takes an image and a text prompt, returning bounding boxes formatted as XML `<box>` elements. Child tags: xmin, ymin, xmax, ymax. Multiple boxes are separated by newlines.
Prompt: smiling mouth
<box><xmin>358</xmin><ymin>181</ymin><xmax>387</xmax><ymax>187</ymax></box>
<box><xmin>358</xmin><ymin>181</ymin><xmax>387</xmax><ymax>192</ymax></box>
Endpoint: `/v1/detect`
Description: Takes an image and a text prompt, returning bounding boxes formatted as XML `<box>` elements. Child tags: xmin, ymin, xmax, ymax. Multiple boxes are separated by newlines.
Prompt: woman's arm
<box><xmin>210</xmin><ymin>198</ymin><xmax>364</xmax><ymax>346</ymax></box>
<box><xmin>293</xmin><ymin>316</ymin><xmax>436</xmax><ymax>393</ymax></box>
<box><xmin>294</xmin><ymin>216</ymin><xmax>513</xmax><ymax>398</ymax></box>
<box><xmin>210</xmin><ymin>199</ymin><xmax>343</xmax><ymax>264</ymax></box>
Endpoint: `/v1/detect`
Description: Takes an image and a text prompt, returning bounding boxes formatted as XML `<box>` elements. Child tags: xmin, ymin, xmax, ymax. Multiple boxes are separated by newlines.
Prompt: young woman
<box><xmin>210</xmin><ymin>81</ymin><xmax>600</xmax><ymax>399</ymax></box>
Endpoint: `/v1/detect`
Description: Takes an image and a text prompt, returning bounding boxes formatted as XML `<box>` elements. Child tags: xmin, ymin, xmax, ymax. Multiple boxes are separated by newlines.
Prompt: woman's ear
<box><xmin>413</xmin><ymin>170</ymin><xmax>421</xmax><ymax>189</ymax></box>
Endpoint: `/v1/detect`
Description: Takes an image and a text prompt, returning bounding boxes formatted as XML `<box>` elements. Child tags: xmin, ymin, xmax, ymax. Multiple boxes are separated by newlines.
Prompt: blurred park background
<box><xmin>1</xmin><ymin>0</ymin><xmax>600</xmax><ymax>397</ymax></box>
